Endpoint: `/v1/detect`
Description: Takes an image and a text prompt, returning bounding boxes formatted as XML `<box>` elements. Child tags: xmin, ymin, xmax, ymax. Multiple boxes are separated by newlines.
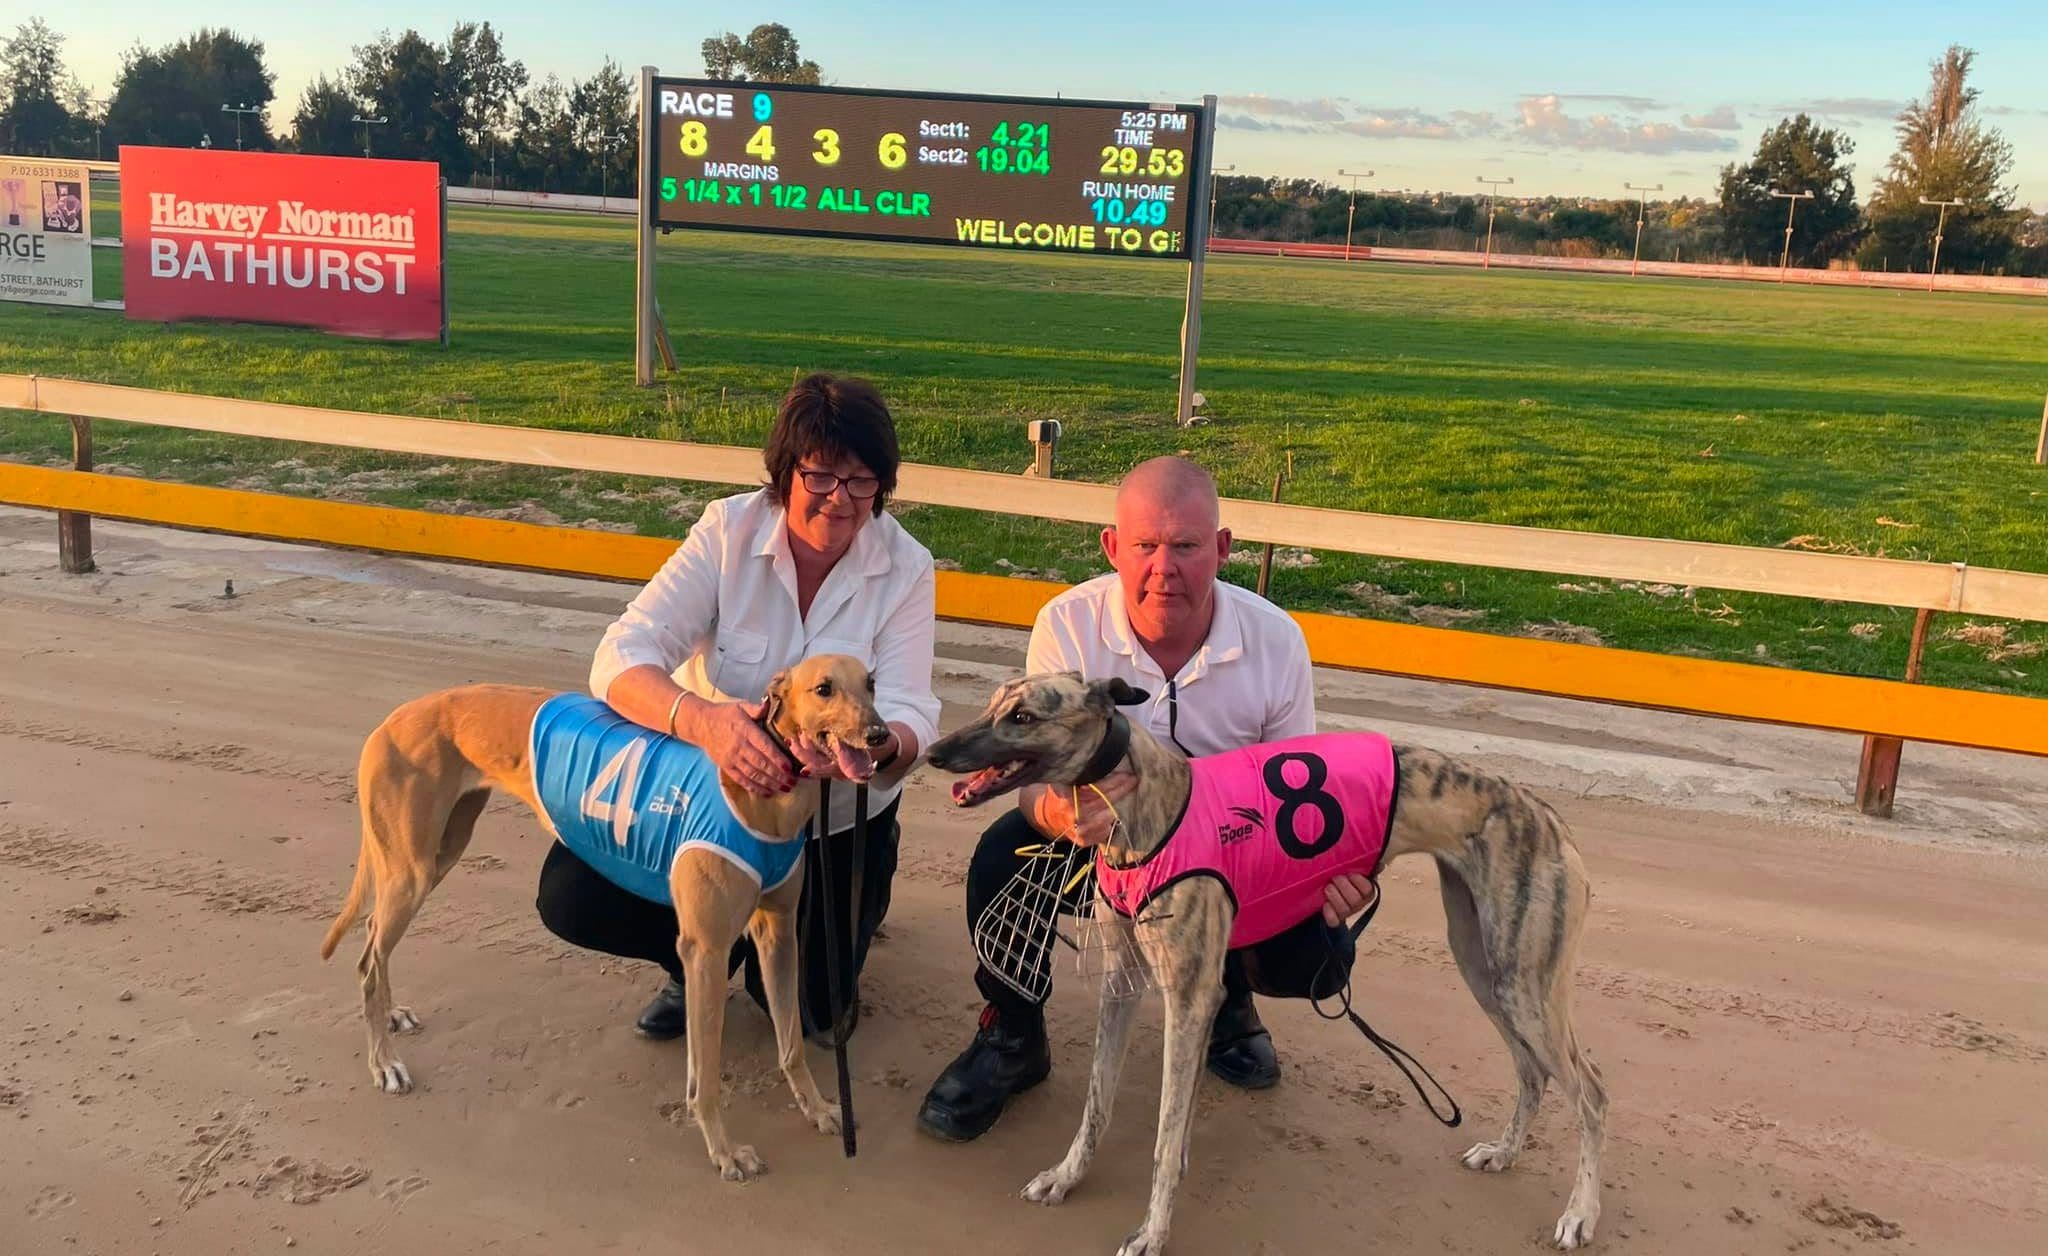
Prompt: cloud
<box><xmin>1219</xmin><ymin>98</ymin><xmax>1489</xmax><ymax>142</ymax></box>
<box><xmin>1515</xmin><ymin>94</ymin><xmax>1737</xmax><ymax>154</ymax></box>
<box><xmin>1547</xmin><ymin>93</ymin><xmax>1664</xmax><ymax>111</ymax></box>
<box><xmin>1986</xmin><ymin>105</ymin><xmax>2048</xmax><ymax>118</ymax></box>
<box><xmin>1777</xmin><ymin>97</ymin><xmax>1906</xmax><ymax>119</ymax></box>
<box><xmin>1217</xmin><ymin>94</ymin><xmax>1346</xmax><ymax>123</ymax></box>
<box><xmin>1681</xmin><ymin>105</ymin><xmax>1741</xmax><ymax>131</ymax></box>
<box><xmin>1218</xmin><ymin>113</ymin><xmax>1324</xmax><ymax>134</ymax></box>
<box><xmin>1335</xmin><ymin>108</ymin><xmax>1460</xmax><ymax>141</ymax></box>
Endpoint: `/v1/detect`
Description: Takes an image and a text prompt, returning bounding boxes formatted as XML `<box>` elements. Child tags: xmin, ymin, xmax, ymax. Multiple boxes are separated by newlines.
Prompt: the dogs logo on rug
<box><xmin>1218</xmin><ymin>805</ymin><xmax>1265</xmax><ymax>847</ymax></box>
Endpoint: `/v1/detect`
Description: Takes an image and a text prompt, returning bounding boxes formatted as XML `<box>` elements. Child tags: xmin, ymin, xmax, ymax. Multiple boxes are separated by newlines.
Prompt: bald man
<box><xmin>918</xmin><ymin>457</ymin><xmax>1377</xmax><ymax>1142</ymax></box>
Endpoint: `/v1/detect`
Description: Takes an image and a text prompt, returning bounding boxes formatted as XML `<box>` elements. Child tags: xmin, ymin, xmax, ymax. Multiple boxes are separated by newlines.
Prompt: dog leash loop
<box><xmin>1337</xmin><ymin>1005</ymin><xmax>1463</xmax><ymax>1128</ymax></box>
<box><xmin>1309</xmin><ymin>885</ymin><xmax>1463</xmax><ymax>1128</ymax></box>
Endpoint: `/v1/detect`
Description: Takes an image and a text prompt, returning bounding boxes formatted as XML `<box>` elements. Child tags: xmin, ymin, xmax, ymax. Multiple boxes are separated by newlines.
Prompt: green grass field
<box><xmin>8</xmin><ymin>196</ymin><xmax>2047</xmax><ymax>695</ymax></box>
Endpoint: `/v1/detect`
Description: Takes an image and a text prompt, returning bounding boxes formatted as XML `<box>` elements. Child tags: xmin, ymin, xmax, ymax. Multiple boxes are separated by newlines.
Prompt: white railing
<box><xmin>5</xmin><ymin>374</ymin><xmax>2045</xmax><ymax>624</ymax></box>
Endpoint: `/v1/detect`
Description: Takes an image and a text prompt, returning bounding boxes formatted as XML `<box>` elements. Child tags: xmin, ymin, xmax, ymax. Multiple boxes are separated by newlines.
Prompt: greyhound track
<box><xmin>2</xmin><ymin>508</ymin><xmax>2044</xmax><ymax>1255</ymax></box>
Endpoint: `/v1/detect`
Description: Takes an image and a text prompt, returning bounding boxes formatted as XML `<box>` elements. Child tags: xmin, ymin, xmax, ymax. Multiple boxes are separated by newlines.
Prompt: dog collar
<box><xmin>1073</xmin><ymin>712</ymin><xmax>1132</xmax><ymax>787</ymax></box>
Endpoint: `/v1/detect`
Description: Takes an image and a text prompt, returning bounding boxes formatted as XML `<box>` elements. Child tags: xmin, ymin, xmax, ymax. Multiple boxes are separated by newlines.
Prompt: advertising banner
<box><xmin>0</xmin><ymin>157</ymin><xmax>93</xmax><ymax>307</ymax></box>
<box><xmin>121</xmin><ymin>147</ymin><xmax>444</xmax><ymax>340</ymax></box>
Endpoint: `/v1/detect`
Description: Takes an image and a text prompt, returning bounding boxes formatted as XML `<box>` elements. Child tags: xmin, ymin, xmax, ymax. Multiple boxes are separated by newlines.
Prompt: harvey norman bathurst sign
<box><xmin>120</xmin><ymin>147</ymin><xmax>444</xmax><ymax>341</ymax></box>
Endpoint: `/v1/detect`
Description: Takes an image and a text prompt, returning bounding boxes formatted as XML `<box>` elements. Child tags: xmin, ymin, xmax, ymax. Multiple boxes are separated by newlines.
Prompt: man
<box><xmin>918</xmin><ymin>456</ymin><xmax>1375</xmax><ymax>1141</ymax></box>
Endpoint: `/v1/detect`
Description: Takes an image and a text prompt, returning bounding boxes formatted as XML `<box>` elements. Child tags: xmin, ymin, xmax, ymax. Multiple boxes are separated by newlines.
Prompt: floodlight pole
<box><xmin>1768</xmin><ymin>188</ymin><xmax>1813</xmax><ymax>282</ymax></box>
<box><xmin>351</xmin><ymin>114</ymin><xmax>389</xmax><ymax>158</ymax></box>
<box><xmin>221</xmin><ymin>103</ymin><xmax>259</xmax><ymax>150</ymax></box>
<box><xmin>1208</xmin><ymin>163</ymin><xmax>1234</xmax><ymax>238</ymax></box>
<box><xmin>599</xmin><ymin>129</ymin><xmax>627</xmax><ymax>202</ymax></box>
<box><xmin>1338</xmin><ymin>167</ymin><xmax>1374</xmax><ymax>260</ymax></box>
<box><xmin>1625</xmin><ymin>181</ymin><xmax>1662</xmax><ymax>277</ymax></box>
<box><xmin>1476</xmin><ymin>176</ymin><xmax>1514</xmax><ymax>268</ymax></box>
<box><xmin>1918</xmin><ymin>195</ymin><xmax>1966</xmax><ymax>291</ymax></box>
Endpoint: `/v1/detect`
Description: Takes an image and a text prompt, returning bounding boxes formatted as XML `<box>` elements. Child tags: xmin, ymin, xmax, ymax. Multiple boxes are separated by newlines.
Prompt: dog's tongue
<box><xmin>833</xmin><ymin>738</ymin><xmax>875</xmax><ymax>782</ymax></box>
<box><xmin>951</xmin><ymin>766</ymin><xmax>1003</xmax><ymax>806</ymax></box>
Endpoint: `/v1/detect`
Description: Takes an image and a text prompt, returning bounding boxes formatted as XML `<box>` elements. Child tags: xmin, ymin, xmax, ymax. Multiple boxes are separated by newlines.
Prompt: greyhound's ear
<box><xmin>763</xmin><ymin>668</ymin><xmax>791</xmax><ymax>718</ymax></box>
<box><xmin>1090</xmin><ymin>677</ymin><xmax>1150</xmax><ymax>708</ymax></box>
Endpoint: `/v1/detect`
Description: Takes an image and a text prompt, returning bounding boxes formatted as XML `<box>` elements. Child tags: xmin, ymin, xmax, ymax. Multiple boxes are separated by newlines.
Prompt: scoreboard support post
<box><xmin>1176</xmin><ymin>96</ymin><xmax>1217</xmax><ymax>427</ymax></box>
<box><xmin>635</xmin><ymin>64</ymin><xmax>659</xmax><ymax>386</ymax></box>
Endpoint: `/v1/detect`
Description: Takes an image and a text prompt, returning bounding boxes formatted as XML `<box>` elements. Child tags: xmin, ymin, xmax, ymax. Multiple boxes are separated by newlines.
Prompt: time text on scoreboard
<box><xmin>650</xmin><ymin>80</ymin><xmax>1206</xmax><ymax>259</ymax></box>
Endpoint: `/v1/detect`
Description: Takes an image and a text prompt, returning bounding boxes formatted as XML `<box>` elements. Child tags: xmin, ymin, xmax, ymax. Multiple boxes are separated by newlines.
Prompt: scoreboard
<box><xmin>650</xmin><ymin>79</ymin><xmax>1208</xmax><ymax>260</ymax></box>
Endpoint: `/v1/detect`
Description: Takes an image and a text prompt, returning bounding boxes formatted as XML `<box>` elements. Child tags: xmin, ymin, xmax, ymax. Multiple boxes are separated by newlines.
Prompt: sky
<box><xmin>45</xmin><ymin>1</ymin><xmax>2048</xmax><ymax>208</ymax></box>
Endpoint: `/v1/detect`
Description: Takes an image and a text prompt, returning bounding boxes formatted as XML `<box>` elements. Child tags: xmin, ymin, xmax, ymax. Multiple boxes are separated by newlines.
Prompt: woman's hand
<box><xmin>1022</xmin><ymin>770</ymin><xmax>1138</xmax><ymax>847</ymax></box>
<box><xmin>701</xmin><ymin>700</ymin><xmax>798</xmax><ymax>797</ymax></box>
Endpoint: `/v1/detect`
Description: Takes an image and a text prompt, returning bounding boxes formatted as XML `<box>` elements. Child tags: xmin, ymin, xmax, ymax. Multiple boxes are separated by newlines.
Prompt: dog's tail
<box><xmin>322</xmin><ymin>737</ymin><xmax>387</xmax><ymax>960</ymax></box>
<box><xmin>320</xmin><ymin>856</ymin><xmax>371</xmax><ymax>960</ymax></box>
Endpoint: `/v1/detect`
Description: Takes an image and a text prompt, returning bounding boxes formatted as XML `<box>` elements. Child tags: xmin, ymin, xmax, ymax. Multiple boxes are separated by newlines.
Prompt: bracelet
<box><xmin>665</xmin><ymin>692</ymin><xmax>687</xmax><ymax>738</ymax></box>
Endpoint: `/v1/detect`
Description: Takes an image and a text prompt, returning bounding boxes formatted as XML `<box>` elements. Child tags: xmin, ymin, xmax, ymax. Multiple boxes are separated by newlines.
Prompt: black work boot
<box><xmin>1206</xmin><ymin>989</ymin><xmax>1280</xmax><ymax>1089</ymax></box>
<box><xmin>916</xmin><ymin>1003</ymin><xmax>1052</xmax><ymax>1141</ymax></box>
<box><xmin>634</xmin><ymin>976</ymin><xmax>689</xmax><ymax>1040</ymax></box>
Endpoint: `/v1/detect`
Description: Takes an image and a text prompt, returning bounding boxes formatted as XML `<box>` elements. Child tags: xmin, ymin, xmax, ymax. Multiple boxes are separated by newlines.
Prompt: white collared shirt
<box><xmin>1025</xmin><ymin>573</ymin><xmax>1316</xmax><ymax>756</ymax></box>
<box><xmin>590</xmin><ymin>488</ymin><xmax>942</xmax><ymax>833</ymax></box>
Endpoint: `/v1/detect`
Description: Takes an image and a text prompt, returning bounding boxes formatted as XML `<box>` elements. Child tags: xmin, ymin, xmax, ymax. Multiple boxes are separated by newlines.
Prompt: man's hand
<box><xmin>1322</xmin><ymin>873</ymin><xmax>1379</xmax><ymax>928</ymax></box>
<box><xmin>1022</xmin><ymin>771</ymin><xmax>1138</xmax><ymax>847</ymax></box>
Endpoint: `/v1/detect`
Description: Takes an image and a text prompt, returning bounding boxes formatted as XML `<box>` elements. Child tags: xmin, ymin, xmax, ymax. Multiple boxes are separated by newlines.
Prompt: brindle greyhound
<box><xmin>927</xmin><ymin>673</ymin><xmax>1606</xmax><ymax>1254</ymax></box>
<box><xmin>320</xmin><ymin>655</ymin><xmax>890</xmax><ymax>1182</ymax></box>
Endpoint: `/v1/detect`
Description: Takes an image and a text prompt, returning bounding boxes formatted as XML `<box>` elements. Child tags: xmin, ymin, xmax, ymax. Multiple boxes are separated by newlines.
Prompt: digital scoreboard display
<box><xmin>650</xmin><ymin>79</ymin><xmax>1207</xmax><ymax>259</ymax></box>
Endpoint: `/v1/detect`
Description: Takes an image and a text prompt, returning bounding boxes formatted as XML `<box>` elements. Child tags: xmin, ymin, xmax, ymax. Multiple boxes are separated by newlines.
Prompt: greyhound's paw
<box><xmin>1117</xmin><ymin>1228</ymin><xmax>1169</xmax><ymax>1256</ymax></box>
<box><xmin>806</xmin><ymin>1102</ymin><xmax>843</xmax><ymax>1137</ymax></box>
<box><xmin>1021</xmin><ymin>1166</ymin><xmax>1078</xmax><ymax>1205</ymax></box>
<box><xmin>714</xmin><ymin>1145</ymin><xmax>765</xmax><ymax>1182</ymax></box>
<box><xmin>1461</xmin><ymin>1139</ymin><xmax>1518</xmax><ymax>1172</ymax></box>
<box><xmin>389</xmin><ymin>1007</ymin><xmax>423</xmax><ymax>1035</ymax></box>
<box><xmin>1553</xmin><ymin>1201</ymin><xmax>1599</xmax><ymax>1249</ymax></box>
<box><xmin>372</xmin><ymin>1058</ymin><xmax>413</xmax><ymax>1094</ymax></box>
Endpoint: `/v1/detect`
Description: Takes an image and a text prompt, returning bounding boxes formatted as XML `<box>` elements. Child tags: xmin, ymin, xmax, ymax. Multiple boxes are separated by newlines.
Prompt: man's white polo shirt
<box><xmin>1024</xmin><ymin>573</ymin><xmax>1315</xmax><ymax>757</ymax></box>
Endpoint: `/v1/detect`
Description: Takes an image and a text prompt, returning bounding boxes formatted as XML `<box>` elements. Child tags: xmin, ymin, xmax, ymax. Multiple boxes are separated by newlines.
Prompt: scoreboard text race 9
<box><xmin>651</xmin><ymin>80</ymin><xmax>1208</xmax><ymax>260</ymax></box>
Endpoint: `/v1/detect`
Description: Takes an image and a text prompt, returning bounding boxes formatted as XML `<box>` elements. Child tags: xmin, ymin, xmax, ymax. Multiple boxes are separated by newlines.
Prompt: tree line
<box><xmin>5</xmin><ymin>21</ymin><xmax>2040</xmax><ymax>275</ymax></box>
<box><xmin>0</xmin><ymin>19</ymin><xmax>820</xmax><ymax>199</ymax></box>
<box><xmin>1219</xmin><ymin>46</ymin><xmax>2038</xmax><ymax>276</ymax></box>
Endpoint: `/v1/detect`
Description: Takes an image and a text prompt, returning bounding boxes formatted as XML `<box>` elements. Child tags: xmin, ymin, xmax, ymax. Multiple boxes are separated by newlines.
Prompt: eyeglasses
<box><xmin>796</xmin><ymin>466</ymin><xmax>881</xmax><ymax>500</ymax></box>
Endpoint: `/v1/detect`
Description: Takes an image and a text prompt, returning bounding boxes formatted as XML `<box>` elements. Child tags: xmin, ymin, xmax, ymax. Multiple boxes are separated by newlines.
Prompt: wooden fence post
<box><xmin>2035</xmin><ymin>393</ymin><xmax>2045</xmax><ymax>465</ymax></box>
<box><xmin>57</xmin><ymin>416</ymin><xmax>95</xmax><ymax>574</ymax></box>
<box><xmin>1024</xmin><ymin>419</ymin><xmax>1061</xmax><ymax>479</ymax></box>
<box><xmin>1255</xmin><ymin>452</ymin><xmax>1293</xmax><ymax>599</ymax></box>
<box><xmin>1854</xmin><ymin>607</ymin><xmax>1934</xmax><ymax>817</ymax></box>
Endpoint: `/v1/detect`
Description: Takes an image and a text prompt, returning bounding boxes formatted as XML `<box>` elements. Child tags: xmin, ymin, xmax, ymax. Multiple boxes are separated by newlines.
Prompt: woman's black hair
<box><xmin>762</xmin><ymin>372</ymin><xmax>900</xmax><ymax>514</ymax></box>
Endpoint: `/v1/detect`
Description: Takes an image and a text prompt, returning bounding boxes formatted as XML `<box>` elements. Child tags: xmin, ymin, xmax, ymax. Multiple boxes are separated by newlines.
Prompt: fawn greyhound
<box><xmin>927</xmin><ymin>672</ymin><xmax>1607</xmax><ymax>1254</ymax></box>
<box><xmin>320</xmin><ymin>654</ymin><xmax>890</xmax><ymax>1181</ymax></box>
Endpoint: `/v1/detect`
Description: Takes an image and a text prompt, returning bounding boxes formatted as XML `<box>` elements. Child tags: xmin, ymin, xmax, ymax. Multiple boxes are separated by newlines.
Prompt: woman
<box><xmin>537</xmin><ymin>372</ymin><xmax>940</xmax><ymax>1040</ymax></box>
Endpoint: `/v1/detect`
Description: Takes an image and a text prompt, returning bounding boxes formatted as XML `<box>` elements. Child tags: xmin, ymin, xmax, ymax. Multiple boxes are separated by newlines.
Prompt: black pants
<box><xmin>964</xmin><ymin>809</ymin><xmax>1357</xmax><ymax>1023</ymax></box>
<box><xmin>536</xmin><ymin>796</ymin><xmax>900</xmax><ymax>1037</ymax></box>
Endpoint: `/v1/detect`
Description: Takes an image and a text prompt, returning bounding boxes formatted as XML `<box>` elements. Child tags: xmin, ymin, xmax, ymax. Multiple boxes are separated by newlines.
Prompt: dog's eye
<box><xmin>813</xmin><ymin>682</ymin><xmax>833</xmax><ymax>697</ymax></box>
<box><xmin>1008</xmin><ymin>710</ymin><xmax>1036</xmax><ymax>725</ymax></box>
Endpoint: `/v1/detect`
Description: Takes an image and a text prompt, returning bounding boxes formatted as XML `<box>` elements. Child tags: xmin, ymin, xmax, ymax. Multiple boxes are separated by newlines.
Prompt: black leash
<box><xmin>811</xmin><ymin>777</ymin><xmax>865</xmax><ymax>1157</ymax></box>
<box><xmin>1309</xmin><ymin>884</ymin><xmax>1463</xmax><ymax>1128</ymax></box>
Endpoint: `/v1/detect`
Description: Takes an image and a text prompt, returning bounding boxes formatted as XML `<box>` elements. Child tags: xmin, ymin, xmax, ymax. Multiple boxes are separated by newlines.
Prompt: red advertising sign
<box><xmin>120</xmin><ymin>147</ymin><xmax>444</xmax><ymax>341</ymax></box>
